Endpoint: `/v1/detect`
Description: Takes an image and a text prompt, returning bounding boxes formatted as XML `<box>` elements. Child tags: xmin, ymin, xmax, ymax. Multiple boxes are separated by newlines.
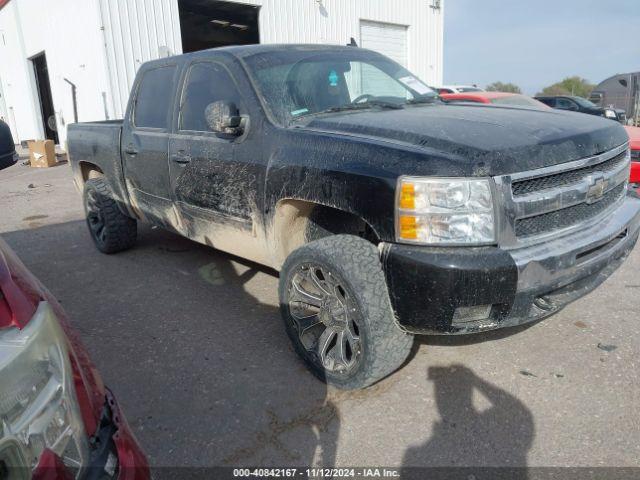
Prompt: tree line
<box><xmin>484</xmin><ymin>76</ymin><xmax>595</xmax><ymax>98</ymax></box>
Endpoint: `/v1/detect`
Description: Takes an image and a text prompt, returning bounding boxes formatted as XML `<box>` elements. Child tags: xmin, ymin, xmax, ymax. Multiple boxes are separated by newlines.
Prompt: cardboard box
<box><xmin>27</xmin><ymin>140</ymin><xmax>57</xmax><ymax>168</ymax></box>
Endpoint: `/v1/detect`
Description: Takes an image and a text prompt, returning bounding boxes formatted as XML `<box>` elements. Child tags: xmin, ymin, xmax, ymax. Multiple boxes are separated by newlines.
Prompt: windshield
<box><xmin>457</xmin><ymin>87</ymin><xmax>483</xmax><ymax>92</ymax></box>
<box><xmin>490</xmin><ymin>95</ymin><xmax>548</xmax><ymax>109</ymax></box>
<box><xmin>573</xmin><ymin>96</ymin><xmax>598</xmax><ymax>109</ymax></box>
<box><xmin>242</xmin><ymin>49</ymin><xmax>437</xmax><ymax>126</ymax></box>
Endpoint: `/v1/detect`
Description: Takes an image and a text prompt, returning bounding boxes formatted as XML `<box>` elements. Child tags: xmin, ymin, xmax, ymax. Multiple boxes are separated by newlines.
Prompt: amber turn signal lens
<box><xmin>399</xmin><ymin>215</ymin><xmax>418</xmax><ymax>240</ymax></box>
<box><xmin>399</xmin><ymin>182</ymin><xmax>415</xmax><ymax>210</ymax></box>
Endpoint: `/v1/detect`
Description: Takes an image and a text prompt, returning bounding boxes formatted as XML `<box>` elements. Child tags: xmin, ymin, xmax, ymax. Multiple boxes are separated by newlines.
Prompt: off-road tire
<box><xmin>83</xmin><ymin>178</ymin><xmax>137</xmax><ymax>254</ymax></box>
<box><xmin>279</xmin><ymin>234</ymin><xmax>413</xmax><ymax>389</ymax></box>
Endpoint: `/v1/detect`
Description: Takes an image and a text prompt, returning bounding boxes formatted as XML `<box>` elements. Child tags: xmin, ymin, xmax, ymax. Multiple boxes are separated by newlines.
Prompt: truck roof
<box><xmin>146</xmin><ymin>43</ymin><xmax>367</xmax><ymax>67</ymax></box>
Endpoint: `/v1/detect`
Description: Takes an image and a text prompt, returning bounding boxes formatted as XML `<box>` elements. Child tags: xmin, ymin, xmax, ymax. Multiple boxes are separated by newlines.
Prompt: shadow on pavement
<box><xmin>402</xmin><ymin>364</ymin><xmax>534</xmax><ymax>479</ymax></box>
<box><xmin>1</xmin><ymin>220</ymin><xmax>339</xmax><ymax>469</ymax></box>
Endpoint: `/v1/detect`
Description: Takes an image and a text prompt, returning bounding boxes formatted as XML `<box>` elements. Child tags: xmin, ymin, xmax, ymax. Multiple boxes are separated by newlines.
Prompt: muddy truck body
<box><xmin>68</xmin><ymin>45</ymin><xmax>640</xmax><ymax>389</ymax></box>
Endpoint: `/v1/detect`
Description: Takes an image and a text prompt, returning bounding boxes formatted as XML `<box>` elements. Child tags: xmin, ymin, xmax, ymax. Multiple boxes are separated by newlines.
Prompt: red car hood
<box><xmin>0</xmin><ymin>237</ymin><xmax>105</xmax><ymax>435</ymax></box>
<box><xmin>624</xmin><ymin>125</ymin><xmax>640</xmax><ymax>151</ymax></box>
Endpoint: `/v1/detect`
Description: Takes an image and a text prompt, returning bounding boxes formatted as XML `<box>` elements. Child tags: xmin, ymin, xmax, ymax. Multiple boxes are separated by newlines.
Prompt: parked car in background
<box><xmin>435</xmin><ymin>84</ymin><xmax>484</xmax><ymax>94</ymax></box>
<box><xmin>535</xmin><ymin>95</ymin><xmax>624</xmax><ymax>122</ymax></box>
<box><xmin>0</xmin><ymin>155</ymin><xmax>148</xmax><ymax>477</ymax></box>
<box><xmin>67</xmin><ymin>44</ymin><xmax>640</xmax><ymax>390</ymax></box>
<box><xmin>0</xmin><ymin>119</ymin><xmax>18</xmax><ymax>170</ymax></box>
<box><xmin>625</xmin><ymin>125</ymin><xmax>640</xmax><ymax>186</ymax></box>
<box><xmin>440</xmin><ymin>91</ymin><xmax>551</xmax><ymax>109</ymax></box>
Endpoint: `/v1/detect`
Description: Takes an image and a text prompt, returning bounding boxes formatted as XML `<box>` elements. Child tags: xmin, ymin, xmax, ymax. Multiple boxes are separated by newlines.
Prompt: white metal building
<box><xmin>0</xmin><ymin>0</ymin><xmax>444</xmax><ymax>146</ymax></box>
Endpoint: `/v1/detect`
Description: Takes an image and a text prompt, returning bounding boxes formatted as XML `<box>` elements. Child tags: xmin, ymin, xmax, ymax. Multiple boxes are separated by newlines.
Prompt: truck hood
<box><xmin>300</xmin><ymin>104</ymin><xmax>628</xmax><ymax>176</ymax></box>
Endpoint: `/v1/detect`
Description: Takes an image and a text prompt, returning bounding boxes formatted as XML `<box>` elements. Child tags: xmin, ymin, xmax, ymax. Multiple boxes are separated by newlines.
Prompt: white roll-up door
<box><xmin>360</xmin><ymin>20</ymin><xmax>408</xmax><ymax>67</ymax></box>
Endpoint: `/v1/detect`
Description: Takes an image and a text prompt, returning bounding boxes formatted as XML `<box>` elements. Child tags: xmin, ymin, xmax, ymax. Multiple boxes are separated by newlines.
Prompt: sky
<box><xmin>444</xmin><ymin>0</ymin><xmax>640</xmax><ymax>95</ymax></box>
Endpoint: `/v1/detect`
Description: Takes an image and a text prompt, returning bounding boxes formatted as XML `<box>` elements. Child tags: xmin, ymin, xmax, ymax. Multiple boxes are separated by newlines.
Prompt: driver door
<box><xmin>168</xmin><ymin>60</ymin><xmax>255</xmax><ymax>248</ymax></box>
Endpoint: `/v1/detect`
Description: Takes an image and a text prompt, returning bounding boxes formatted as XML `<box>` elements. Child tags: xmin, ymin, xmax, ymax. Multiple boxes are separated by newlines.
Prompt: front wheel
<box><xmin>279</xmin><ymin>235</ymin><xmax>413</xmax><ymax>389</ymax></box>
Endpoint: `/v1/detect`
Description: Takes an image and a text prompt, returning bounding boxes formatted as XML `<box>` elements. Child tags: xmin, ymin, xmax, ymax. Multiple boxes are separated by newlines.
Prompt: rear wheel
<box><xmin>83</xmin><ymin>178</ymin><xmax>137</xmax><ymax>254</ymax></box>
<box><xmin>279</xmin><ymin>235</ymin><xmax>413</xmax><ymax>389</ymax></box>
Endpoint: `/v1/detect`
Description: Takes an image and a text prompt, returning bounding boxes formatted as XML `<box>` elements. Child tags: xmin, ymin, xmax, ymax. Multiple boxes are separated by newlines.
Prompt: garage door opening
<box><xmin>31</xmin><ymin>52</ymin><xmax>59</xmax><ymax>144</ymax></box>
<box><xmin>178</xmin><ymin>0</ymin><xmax>260</xmax><ymax>53</ymax></box>
<box><xmin>360</xmin><ymin>20</ymin><xmax>408</xmax><ymax>68</ymax></box>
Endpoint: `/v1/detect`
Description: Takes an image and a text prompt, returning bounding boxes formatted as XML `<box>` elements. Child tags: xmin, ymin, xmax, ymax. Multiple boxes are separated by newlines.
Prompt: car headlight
<box><xmin>604</xmin><ymin>109</ymin><xmax>617</xmax><ymax>119</ymax></box>
<box><xmin>0</xmin><ymin>302</ymin><xmax>89</xmax><ymax>475</ymax></box>
<box><xmin>396</xmin><ymin>177</ymin><xmax>496</xmax><ymax>245</ymax></box>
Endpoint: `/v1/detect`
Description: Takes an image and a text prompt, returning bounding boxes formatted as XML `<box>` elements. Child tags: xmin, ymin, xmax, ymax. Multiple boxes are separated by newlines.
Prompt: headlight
<box><xmin>0</xmin><ymin>302</ymin><xmax>89</xmax><ymax>475</ymax></box>
<box><xmin>396</xmin><ymin>177</ymin><xmax>496</xmax><ymax>245</ymax></box>
<box><xmin>604</xmin><ymin>109</ymin><xmax>617</xmax><ymax>119</ymax></box>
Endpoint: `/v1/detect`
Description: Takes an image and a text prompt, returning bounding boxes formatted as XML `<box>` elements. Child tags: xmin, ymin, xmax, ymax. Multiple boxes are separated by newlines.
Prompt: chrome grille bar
<box><xmin>494</xmin><ymin>143</ymin><xmax>630</xmax><ymax>248</ymax></box>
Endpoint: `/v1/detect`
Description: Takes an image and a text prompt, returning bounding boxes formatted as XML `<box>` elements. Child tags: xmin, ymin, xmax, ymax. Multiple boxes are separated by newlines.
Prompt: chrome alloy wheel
<box><xmin>287</xmin><ymin>264</ymin><xmax>362</xmax><ymax>374</ymax></box>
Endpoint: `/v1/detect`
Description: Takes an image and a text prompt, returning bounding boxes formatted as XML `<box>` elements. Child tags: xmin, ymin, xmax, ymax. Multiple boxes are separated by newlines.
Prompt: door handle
<box><xmin>124</xmin><ymin>144</ymin><xmax>138</xmax><ymax>156</ymax></box>
<box><xmin>171</xmin><ymin>152</ymin><xmax>192</xmax><ymax>164</ymax></box>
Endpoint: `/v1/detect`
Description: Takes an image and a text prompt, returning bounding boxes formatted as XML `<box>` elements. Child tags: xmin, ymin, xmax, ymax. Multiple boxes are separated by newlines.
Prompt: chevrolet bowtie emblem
<box><xmin>586</xmin><ymin>175</ymin><xmax>607</xmax><ymax>204</ymax></box>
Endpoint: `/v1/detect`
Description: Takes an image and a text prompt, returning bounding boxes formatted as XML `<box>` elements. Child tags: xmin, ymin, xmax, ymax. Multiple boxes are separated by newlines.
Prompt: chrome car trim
<box><xmin>494</xmin><ymin>143</ymin><xmax>631</xmax><ymax>248</ymax></box>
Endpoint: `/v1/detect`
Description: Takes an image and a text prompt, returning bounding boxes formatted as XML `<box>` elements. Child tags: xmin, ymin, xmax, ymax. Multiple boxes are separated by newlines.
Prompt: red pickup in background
<box><xmin>624</xmin><ymin>126</ymin><xmax>640</xmax><ymax>185</ymax></box>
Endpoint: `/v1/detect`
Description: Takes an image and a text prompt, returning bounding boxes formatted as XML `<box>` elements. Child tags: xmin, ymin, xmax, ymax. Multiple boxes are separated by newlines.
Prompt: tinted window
<box><xmin>180</xmin><ymin>62</ymin><xmax>242</xmax><ymax>132</ymax></box>
<box><xmin>573</xmin><ymin>96</ymin><xmax>598</xmax><ymax>109</ymax></box>
<box><xmin>556</xmin><ymin>98</ymin><xmax>577</xmax><ymax>110</ymax></box>
<box><xmin>134</xmin><ymin>66</ymin><xmax>176</xmax><ymax>129</ymax></box>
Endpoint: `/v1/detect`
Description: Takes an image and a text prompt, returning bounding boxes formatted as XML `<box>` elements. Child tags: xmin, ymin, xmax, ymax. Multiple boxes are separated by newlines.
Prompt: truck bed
<box><xmin>67</xmin><ymin>120</ymin><xmax>132</xmax><ymax>214</ymax></box>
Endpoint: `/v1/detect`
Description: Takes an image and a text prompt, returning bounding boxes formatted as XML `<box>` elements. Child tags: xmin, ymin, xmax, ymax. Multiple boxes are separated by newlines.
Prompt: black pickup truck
<box><xmin>535</xmin><ymin>95</ymin><xmax>626</xmax><ymax>123</ymax></box>
<box><xmin>68</xmin><ymin>45</ymin><xmax>640</xmax><ymax>389</ymax></box>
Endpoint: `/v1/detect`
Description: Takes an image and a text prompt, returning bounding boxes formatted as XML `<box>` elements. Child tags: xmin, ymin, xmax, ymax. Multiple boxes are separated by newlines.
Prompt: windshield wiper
<box><xmin>327</xmin><ymin>100</ymin><xmax>404</xmax><ymax>112</ymax></box>
<box><xmin>290</xmin><ymin>100</ymin><xmax>403</xmax><ymax>124</ymax></box>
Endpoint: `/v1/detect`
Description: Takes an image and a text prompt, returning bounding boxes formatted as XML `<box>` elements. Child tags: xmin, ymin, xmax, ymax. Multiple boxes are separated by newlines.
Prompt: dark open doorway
<box><xmin>31</xmin><ymin>52</ymin><xmax>58</xmax><ymax>144</ymax></box>
<box><xmin>178</xmin><ymin>0</ymin><xmax>260</xmax><ymax>53</ymax></box>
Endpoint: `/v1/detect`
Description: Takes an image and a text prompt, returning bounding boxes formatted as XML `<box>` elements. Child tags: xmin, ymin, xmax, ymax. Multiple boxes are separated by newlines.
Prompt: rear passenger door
<box><xmin>122</xmin><ymin>63</ymin><xmax>179</xmax><ymax>227</ymax></box>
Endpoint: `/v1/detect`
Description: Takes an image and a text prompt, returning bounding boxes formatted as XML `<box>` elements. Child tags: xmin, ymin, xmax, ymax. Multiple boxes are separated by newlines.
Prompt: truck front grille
<box><xmin>515</xmin><ymin>184</ymin><xmax>626</xmax><ymax>237</ymax></box>
<box><xmin>511</xmin><ymin>150</ymin><xmax>628</xmax><ymax>196</ymax></box>
<box><xmin>495</xmin><ymin>143</ymin><xmax>630</xmax><ymax>247</ymax></box>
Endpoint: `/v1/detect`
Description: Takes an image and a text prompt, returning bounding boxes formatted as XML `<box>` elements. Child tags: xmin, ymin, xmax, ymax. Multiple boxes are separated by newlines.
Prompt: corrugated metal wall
<box><xmin>99</xmin><ymin>0</ymin><xmax>183</xmax><ymax>118</ymax></box>
<box><xmin>256</xmin><ymin>0</ymin><xmax>443</xmax><ymax>86</ymax></box>
<box><xmin>100</xmin><ymin>0</ymin><xmax>443</xmax><ymax>118</ymax></box>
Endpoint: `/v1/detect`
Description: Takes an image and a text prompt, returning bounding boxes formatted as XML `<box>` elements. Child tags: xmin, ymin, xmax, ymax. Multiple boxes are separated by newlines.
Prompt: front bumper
<box><xmin>381</xmin><ymin>192</ymin><xmax>640</xmax><ymax>334</ymax></box>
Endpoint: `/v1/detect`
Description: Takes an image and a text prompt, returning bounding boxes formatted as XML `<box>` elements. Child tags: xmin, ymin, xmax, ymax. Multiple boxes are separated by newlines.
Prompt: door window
<box><xmin>134</xmin><ymin>66</ymin><xmax>176</xmax><ymax>129</ymax></box>
<box><xmin>555</xmin><ymin>98</ymin><xmax>577</xmax><ymax>110</ymax></box>
<box><xmin>180</xmin><ymin>62</ymin><xmax>242</xmax><ymax>132</ymax></box>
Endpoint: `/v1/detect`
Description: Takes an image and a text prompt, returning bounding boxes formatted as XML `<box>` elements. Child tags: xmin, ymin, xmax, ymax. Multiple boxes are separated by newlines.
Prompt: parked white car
<box><xmin>436</xmin><ymin>85</ymin><xmax>485</xmax><ymax>94</ymax></box>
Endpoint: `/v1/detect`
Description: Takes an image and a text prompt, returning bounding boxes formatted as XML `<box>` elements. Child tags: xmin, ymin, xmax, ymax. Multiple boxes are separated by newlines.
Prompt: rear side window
<box><xmin>134</xmin><ymin>66</ymin><xmax>176</xmax><ymax>129</ymax></box>
<box><xmin>180</xmin><ymin>62</ymin><xmax>242</xmax><ymax>132</ymax></box>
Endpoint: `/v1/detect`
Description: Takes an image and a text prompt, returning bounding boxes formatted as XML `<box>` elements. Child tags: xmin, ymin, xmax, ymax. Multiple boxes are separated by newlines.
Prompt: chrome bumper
<box><xmin>513</xmin><ymin>192</ymin><xmax>640</xmax><ymax>294</ymax></box>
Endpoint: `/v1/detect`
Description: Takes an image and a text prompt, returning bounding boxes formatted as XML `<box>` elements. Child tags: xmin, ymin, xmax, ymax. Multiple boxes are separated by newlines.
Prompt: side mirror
<box><xmin>205</xmin><ymin>101</ymin><xmax>243</xmax><ymax>135</ymax></box>
<box><xmin>0</xmin><ymin>120</ymin><xmax>18</xmax><ymax>171</ymax></box>
<box><xmin>619</xmin><ymin>79</ymin><xmax>628</xmax><ymax>88</ymax></box>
